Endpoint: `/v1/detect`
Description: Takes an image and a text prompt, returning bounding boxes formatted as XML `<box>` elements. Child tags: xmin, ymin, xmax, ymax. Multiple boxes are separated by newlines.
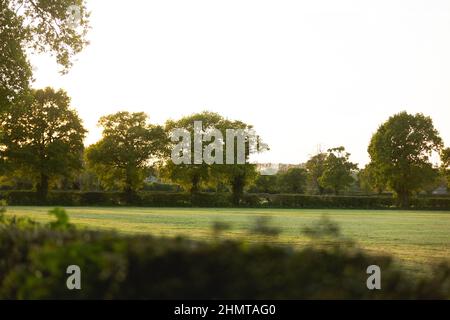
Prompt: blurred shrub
<box><xmin>0</xmin><ymin>218</ymin><xmax>449</xmax><ymax>299</ymax></box>
<box><xmin>211</xmin><ymin>221</ymin><xmax>231</xmax><ymax>239</ymax></box>
<box><xmin>249</xmin><ymin>216</ymin><xmax>281</xmax><ymax>237</ymax></box>
<box><xmin>48</xmin><ymin>208</ymin><xmax>73</xmax><ymax>231</ymax></box>
<box><xmin>0</xmin><ymin>200</ymin><xmax>6</xmax><ymax>223</ymax></box>
<box><xmin>0</xmin><ymin>199</ymin><xmax>6</xmax><ymax>212</ymax></box>
<box><xmin>302</xmin><ymin>216</ymin><xmax>341</xmax><ymax>240</ymax></box>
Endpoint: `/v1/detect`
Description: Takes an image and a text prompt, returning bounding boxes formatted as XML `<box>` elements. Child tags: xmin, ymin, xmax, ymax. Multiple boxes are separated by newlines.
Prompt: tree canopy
<box><xmin>211</xmin><ymin>117</ymin><xmax>261</xmax><ymax>205</ymax></box>
<box><xmin>86</xmin><ymin>112</ymin><xmax>167</xmax><ymax>195</ymax></box>
<box><xmin>0</xmin><ymin>87</ymin><xmax>86</xmax><ymax>199</ymax></box>
<box><xmin>1</xmin><ymin>0</ymin><xmax>90</xmax><ymax>107</ymax></box>
<box><xmin>368</xmin><ymin>111</ymin><xmax>443</xmax><ymax>207</ymax></box>
<box><xmin>163</xmin><ymin>111</ymin><xmax>263</xmax><ymax>204</ymax></box>
<box><xmin>163</xmin><ymin>111</ymin><xmax>223</xmax><ymax>193</ymax></box>
<box><xmin>305</xmin><ymin>152</ymin><xmax>327</xmax><ymax>195</ymax></box>
<box><xmin>319</xmin><ymin>147</ymin><xmax>357</xmax><ymax>195</ymax></box>
<box><xmin>277</xmin><ymin>167</ymin><xmax>308</xmax><ymax>194</ymax></box>
<box><xmin>251</xmin><ymin>174</ymin><xmax>278</xmax><ymax>194</ymax></box>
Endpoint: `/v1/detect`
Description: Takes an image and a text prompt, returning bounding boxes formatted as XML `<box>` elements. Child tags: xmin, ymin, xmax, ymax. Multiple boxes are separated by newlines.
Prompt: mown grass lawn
<box><xmin>5</xmin><ymin>206</ymin><xmax>450</xmax><ymax>274</ymax></box>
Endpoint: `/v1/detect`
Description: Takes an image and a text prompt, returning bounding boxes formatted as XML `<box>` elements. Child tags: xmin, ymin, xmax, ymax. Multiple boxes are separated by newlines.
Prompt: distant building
<box><xmin>432</xmin><ymin>186</ymin><xmax>448</xmax><ymax>195</ymax></box>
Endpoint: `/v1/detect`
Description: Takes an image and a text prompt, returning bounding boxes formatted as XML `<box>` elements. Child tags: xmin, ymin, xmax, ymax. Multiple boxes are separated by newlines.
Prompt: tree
<box><xmin>0</xmin><ymin>87</ymin><xmax>86</xmax><ymax>200</ymax></box>
<box><xmin>358</xmin><ymin>163</ymin><xmax>387</xmax><ymax>195</ymax></box>
<box><xmin>163</xmin><ymin>111</ymin><xmax>264</xmax><ymax>204</ymax></box>
<box><xmin>251</xmin><ymin>174</ymin><xmax>278</xmax><ymax>194</ymax></box>
<box><xmin>368</xmin><ymin>112</ymin><xmax>443</xmax><ymax>208</ymax></box>
<box><xmin>277</xmin><ymin>167</ymin><xmax>307</xmax><ymax>194</ymax></box>
<box><xmin>305</xmin><ymin>152</ymin><xmax>327</xmax><ymax>194</ymax></box>
<box><xmin>86</xmin><ymin>112</ymin><xmax>167</xmax><ymax>196</ymax></box>
<box><xmin>319</xmin><ymin>147</ymin><xmax>358</xmax><ymax>195</ymax></box>
<box><xmin>163</xmin><ymin>111</ymin><xmax>223</xmax><ymax>193</ymax></box>
<box><xmin>212</xmin><ymin>117</ymin><xmax>261</xmax><ymax>205</ymax></box>
<box><xmin>1</xmin><ymin>0</ymin><xmax>90</xmax><ymax>107</ymax></box>
<box><xmin>219</xmin><ymin>162</ymin><xmax>258</xmax><ymax>205</ymax></box>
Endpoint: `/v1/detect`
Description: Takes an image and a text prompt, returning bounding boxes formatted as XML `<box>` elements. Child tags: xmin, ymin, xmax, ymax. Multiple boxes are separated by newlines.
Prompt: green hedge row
<box><xmin>1</xmin><ymin>191</ymin><xmax>450</xmax><ymax>209</ymax></box>
<box><xmin>0</xmin><ymin>191</ymin><xmax>229</xmax><ymax>207</ymax></box>
<box><xmin>243</xmin><ymin>194</ymin><xmax>450</xmax><ymax>210</ymax></box>
<box><xmin>1</xmin><ymin>223</ymin><xmax>449</xmax><ymax>299</ymax></box>
<box><xmin>241</xmin><ymin>194</ymin><xmax>397</xmax><ymax>209</ymax></box>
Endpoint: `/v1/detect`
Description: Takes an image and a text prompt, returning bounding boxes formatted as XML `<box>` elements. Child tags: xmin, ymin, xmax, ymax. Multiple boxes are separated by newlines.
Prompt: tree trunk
<box><xmin>334</xmin><ymin>186</ymin><xmax>339</xmax><ymax>195</ymax></box>
<box><xmin>124</xmin><ymin>170</ymin><xmax>137</xmax><ymax>204</ymax></box>
<box><xmin>317</xmin><ymin>183</ymin><xmax>325</xmax><ymax>195</ymax></box>
<box><xmin>231</xmin><ymin>175</ymin><xmax>245</xmax><ymax>206</ymax></box>
<box><xmin>397</xmin><ymin>188</ymin><xmax>410</xmax><ymax>209</ymax></box>
<box><xmin>37</xmin><ymin>173</ymin><xmax>49</xmax><ymax>203</ymax></box>
<box><xmin>190</xmin><ymin>174</ymin><xmax>200</xmax><ymax>194</ymax></box>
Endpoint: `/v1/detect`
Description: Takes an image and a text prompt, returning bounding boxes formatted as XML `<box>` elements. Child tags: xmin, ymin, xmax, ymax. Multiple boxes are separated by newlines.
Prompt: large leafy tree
<box><xmin>0</xmin><ymin>87</ymin><xmax>86</xmax><ymax>199</ymax></box>
<box><xmin>1</xmin><ymin>0</ymin><xmax>90</xmax><ymax>108</ymax></box>
<box><xmin>368</xmin><ymin>112</ymin><xmax>443</xmax><ymax>208</ymax></box>
<box><xmin>319</xmin><ymin>147</ymin><xmax>358</xmax><ymax>195</ymax></box>
<box><xmin>163</xmin><ymin>111</ymin><xmax>263</xmax><ymax>204</ymax></box>
<box><xmin>163</xmin><ymin>111</ymin><xmax>223</xmax><ymax>193</ymax></box>
<box><xmin>212</xmin><ymin>117</ymin><xmax>260</xmax><ymax>205</ymax></box>
<box><xmin>86</xmin><ymin>112</ymin><xmax>167</xmax><ymax>195</ymax></box>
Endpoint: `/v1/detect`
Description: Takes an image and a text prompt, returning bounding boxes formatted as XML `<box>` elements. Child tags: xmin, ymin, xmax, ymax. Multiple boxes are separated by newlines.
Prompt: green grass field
<box><xmin>5</xmin><ymin>206</ymin><xmax>450</xmax><ymax>274</ymax></box>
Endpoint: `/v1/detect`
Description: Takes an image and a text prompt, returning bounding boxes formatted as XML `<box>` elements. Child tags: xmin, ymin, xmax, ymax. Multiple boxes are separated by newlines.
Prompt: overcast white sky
<box><xmin>30</xmin><ymin>0</ymin><xmax>450</xmax><ymax>166</ymax></box>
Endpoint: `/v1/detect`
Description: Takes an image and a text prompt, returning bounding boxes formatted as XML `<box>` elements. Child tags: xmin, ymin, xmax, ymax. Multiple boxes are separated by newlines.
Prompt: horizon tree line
<box><xmin>0</xmin><ymin>87</ymin><xmax>449</xmax><ymax>208</ymax></box>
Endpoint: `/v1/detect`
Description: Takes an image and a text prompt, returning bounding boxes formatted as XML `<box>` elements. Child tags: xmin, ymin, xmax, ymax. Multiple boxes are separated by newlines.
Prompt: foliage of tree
<box><xmin>0</xmin><ymin>0</ymin><xmax>90</xmax><ymax>107</ymax></box>
<box><xmin>305</xmin><ymin>152</ymin><xmax>327</xmax><ymax>194</ymax></box>
<box><xmin>163</xmin><ymin>111</ymin><xmax>223</xmax><ymax>193</ymax></box>
<box><xmin>163</xmin><ymin>111</ymin><xmax>263</xmax><ymax>204</ymax></box>
<box><xmin>0</xmin><ymin>87</ymin><xmax>86</xmax><ymax>199</ymax></box>
<box><xmin>212</xmin><ymin>117</ymin><xmax>260</xmax><ymax>205</ymax></box>
<box><xmin>319</xmin><ymin>147</ymin><xmax>358</xmax><ymax>195</ymax></box>
<box><xmin>358</xmin><ymin>162</ymin><xmax>387</xmax><ymax>194</ymax></box>
<box><xmin>368</xmin><ymin>112</ymin><xmax>443</xmax><ymax>208</ymax></box>
<box><xmin>277</xmin><ymin>167</ymin><xmax>307</xmax><ymax>194</ymax></box>
<box><xmin>251</xmin><ymin>174</ymin><xmax>278</xmax><ymax>194</ymax></box>
<box><xmin>442</xmin><ymin>148</ymin><xmax>450</xmax><ymax>168</ymax></box>
<box><xmin>85</xmin><ymin>112</ymin><xmax>167</xmax><ymax>196</ymax></box>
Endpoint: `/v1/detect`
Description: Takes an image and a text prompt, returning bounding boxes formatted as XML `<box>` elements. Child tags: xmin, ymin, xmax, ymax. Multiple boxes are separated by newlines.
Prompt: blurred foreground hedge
<box><xmin>2</xmin><ymin>191</ymin><xmax>450</xmax><ymax>209</ymax></box>
<box><xmin>0</xmin><ymin>218</ymin><xmax>449</xmax><ymax>299</ymax></box>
